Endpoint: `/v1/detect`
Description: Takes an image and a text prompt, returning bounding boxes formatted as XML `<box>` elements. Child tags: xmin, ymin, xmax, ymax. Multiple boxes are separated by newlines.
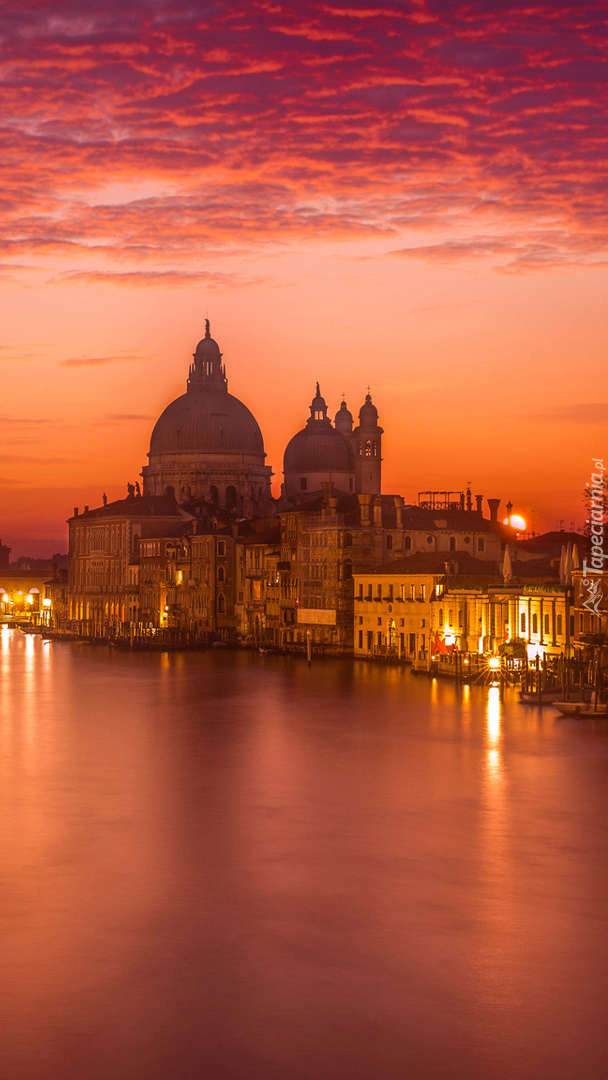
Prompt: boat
<box><xmin>519</xmin><ymin>688</ymin><xmax>563</xmax><ymax>704</ymax></box>
<box><xmin>552</xmin><ymin>701</ymin><xmax>608</xmax><ymax>718</ymax></box>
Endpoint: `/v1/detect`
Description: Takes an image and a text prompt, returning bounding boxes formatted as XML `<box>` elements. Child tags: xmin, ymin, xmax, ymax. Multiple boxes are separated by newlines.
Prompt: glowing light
<box><xmin>488</xmin><ymin>657</ymin><xmax>500</xmax><ymax>670</ymax></box>
<box><xmin>42</xmin><ymin>598</ymin><xmax>52</xmax><ymax>608</ymax></box>
<box><xmin>26</xmin><ymin>595</ymin><xmax>34</xmax><ymax>604</ymax></box>
<box><xmin>503</xmin><ymin>514</ymin><xmax>526</xmax><ymax>531</ymax></box>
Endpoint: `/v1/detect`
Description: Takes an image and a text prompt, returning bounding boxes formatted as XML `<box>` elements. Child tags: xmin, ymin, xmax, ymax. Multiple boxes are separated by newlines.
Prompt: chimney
<box><xmin>357</xmin><ymin>493</ymin><xmax>372</xmax><ymax>525</ymax></box>
<box><xmin>74</xmin><ymin>507</ymin><xmax>79</xmax><ymax>517</ymax></box>
<box><xmin>487</xmin><ymin>498</ymin><xmax>500</xmax><ymax>524</ymax></box>
<box><xmin>84</xmin><ymin>505</ymin><xmax>89</xmax><ymax>513</ymax></box>
<box><xmin>475</xmin><ymin>495</ymin><xmax>483</xmax><ymax>513</ymax></box>
<box><xmin>466</xmin><ymin>488</ymin><xmax>473</xmax><ymax>512</ymax></box>
<box><xmin>459</xmin><ymin>493</ymin><xmax>465</xmax><ymax>510</ymax></box>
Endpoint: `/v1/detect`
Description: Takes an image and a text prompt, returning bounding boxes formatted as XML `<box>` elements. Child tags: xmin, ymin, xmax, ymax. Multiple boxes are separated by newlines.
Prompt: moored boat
<box><xmin>552</xmin><ymin>701</ymin><xmax>608</xmax><ymax>718</ymax></box>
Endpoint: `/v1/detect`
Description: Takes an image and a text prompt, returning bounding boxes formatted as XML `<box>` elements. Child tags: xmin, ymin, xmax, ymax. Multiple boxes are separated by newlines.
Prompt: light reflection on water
<box><xmin>1</xmin><ymin>630</ymin><xmax>608</xmax><ymax>1080</ymax></box>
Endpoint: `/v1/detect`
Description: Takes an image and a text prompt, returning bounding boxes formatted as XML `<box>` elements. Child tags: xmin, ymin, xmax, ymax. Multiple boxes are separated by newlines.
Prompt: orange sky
<box><xmin>1</xmin><ymin>1</ymin><xmax>606</xmax><ymax>553</ymax></box>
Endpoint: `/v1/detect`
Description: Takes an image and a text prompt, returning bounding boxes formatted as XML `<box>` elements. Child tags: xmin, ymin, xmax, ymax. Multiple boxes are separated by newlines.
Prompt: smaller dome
<box><xmin>359</xmin><ymin>392</ymin><xmax>379</xmax><ymax>425</ymax></box>
<box><xmin>335</xmin><ymin>400</ymin><xmax>353</xmax><ymax>425</ymax></box>
<box><xmin>284</xmin><ymin>428</ymin><xmax>355</xmax><ymax>474</ymax></box>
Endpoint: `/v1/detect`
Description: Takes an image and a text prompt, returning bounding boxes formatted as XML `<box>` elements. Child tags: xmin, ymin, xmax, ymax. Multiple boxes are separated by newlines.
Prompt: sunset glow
<box><xmin>1</xmin><ymin>1</ymin><xmax>606</xmax><ymax>552</ymax></box>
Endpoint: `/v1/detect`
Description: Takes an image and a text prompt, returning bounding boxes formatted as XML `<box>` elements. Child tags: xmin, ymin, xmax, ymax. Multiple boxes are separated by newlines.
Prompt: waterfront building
<box><xmin>235</xmin><ymin>520</ymin><xmax>281</xmax><ymax>645</ymax></box>
<box><xmin>68</xmin><ymin>494</ymin><xmax>193</xmax><ymax>633</ymax></box>
<box><xmin>278</xmin><ymin>484</ymin><xmax>405</xmax><ymax>654</ymax></box>
<box><xmin>353</xmin><ymin>551</ymin><xmax>571</xmax><ymax>663</ymax></box>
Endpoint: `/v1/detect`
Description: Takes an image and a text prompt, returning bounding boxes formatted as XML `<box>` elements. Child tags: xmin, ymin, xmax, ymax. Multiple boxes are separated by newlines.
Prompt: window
<box><xmin>358</xmin><ymin>584</ymin><xmax>363</xmax><ymax>600</ymax></box>
<box><xmin>404</xmin><ymin>536</ymin><xmax>412</xmax><ymax>551</ymax></box>
<box><xmin>421</xmin><ymin>584</ymin><xmax>426</xmax><ymax>601</ymax></box>
<box><xmin>449</xmin><ymin>536</ymin><xmax>456</xmax><ymax>551</ymax></box>
<box><xmin>300</xmin><ymin>477</ymin><xmax>307</xmax><ymax>491</ymax></box>
<box><xmin>544</xmin><ymin>613</ymin><xmax>550</xmax><ymax>635</ymax></box>
<box><xmin>377</xmin><ymin>631</ymin><xmax>382</xmax><ymax>646</ymax></box>
<box><xmin>411</xmin><ymin>584</ymin><xmax>416</xmax><ymax>600</ymax></box>
<box><xmin>377</xmin><ymin>617</ymin><xmax>382</xmax><ymax>626</ymax></box>
<box><xmin>218</xmin><ymin>594</ymin><xmax>225</xmax><ymax>614</ymax></box>
<box><xmin>387</xmin><ymin>585</ymin><xmax>393</xmax><ymax>601</ymax></box>
<box><xmin>557</xmin><ymin>614</ymin><xmax>563</xmax><ymax>636</ymax></box>
<box><xmin>439</xmin><ymin>608</ymin><xmax>443</xmax><ymax>625</ymax></box>
<box><xmin>409</xmin><ymin>633</ymin><xmax>416</xmax><ymax>653</ymax></box>
<box><xmin>358</xmin><ymin>630</ymin><xmax>363</xmax><ymax>649</ymax></box>
<box><xmin>458</xmin><ymin>609</ymin><xmax>463</xmax><ymax>627</ymax></box>
<box><xmin>218</xmin><ymin>566</ymin><xmax>225</xmax><ymax>582</ymax></box>
<box><xmin>448</xmin><ymin>609</ymin><xmax>453</xmax><ymax>626</ymax></box>
<box><xmin>367</xmin><ymin>631</ymin><xmax>373</xmax><ymax>650</ymax></box>
<box><xmin>386</xmin><ymin>535</ymin><xmax>393</xmax><ymax>550</ymax></box>
<box><xmin>217</xmin><ymin>540</ymin><xmax>226</xmax><ymax>556</ymax></box>
<box><xmin>377</xmin><ymin>585</ymin><xmax>382</xmax><ymax>600</ymax></box>
<box><xmin>532</xmin><ymin>613</ymin><xmax>538</xmax><ymax>634</ymax></box>
<box><xmin>521</xmin><ymin>612</ymin><xmax>526</xmax><ymax>633</ymax></box>
<box><xmin>367</xmin><ymin>584</ymin><xmax>372</xmax><ymax>600</ymax></box>
<box><xmin>478</xmin><ymin>538</ymin><xmax>485</xmax><ymax>552</ymax></box>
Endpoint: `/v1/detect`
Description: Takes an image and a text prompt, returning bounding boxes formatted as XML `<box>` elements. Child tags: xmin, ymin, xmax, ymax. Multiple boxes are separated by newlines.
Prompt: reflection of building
<box><xmin>142</xmin><ymin>321</ymin><xmax>272</xmax><ymax>516</ymax></box>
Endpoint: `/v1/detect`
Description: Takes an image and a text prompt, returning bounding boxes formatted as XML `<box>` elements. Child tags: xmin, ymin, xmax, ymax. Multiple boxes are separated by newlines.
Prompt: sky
<box><xmin>1</xmin><ymin>0</ymin><xmax>607</xmax><ymax>554</ymax></box>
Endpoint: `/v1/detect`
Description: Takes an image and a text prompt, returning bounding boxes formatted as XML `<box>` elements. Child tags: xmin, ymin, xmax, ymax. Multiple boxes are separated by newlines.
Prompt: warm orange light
<box><xmin>488</xmin><ymin>657</ymin><xmax>500</xmax><ymax>670</ymax></box>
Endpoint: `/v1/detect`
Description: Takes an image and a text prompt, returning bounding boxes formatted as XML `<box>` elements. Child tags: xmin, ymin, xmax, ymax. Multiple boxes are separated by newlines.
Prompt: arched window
<box><xmin>343</xmin><ymin>559</ymin><xmax>353</xmax><ymax>581</ymax></box>
<box><xmin>365</xmin><ymin>440</ymin><xmax>372</xmax><ymax>457</ymax></box>
<box><xmin>448</xmin><ymin>610</ymin><xmax>453</xmax><ymax>626</ymax></box>
<box><xmin>218</xmin><ymin>594</ymin><xmax>225</xmax><ymax>614</ymax></box>
<box><xmin>404</xmin><ymin>536</ymin><xmax>412</xmax><ymax>551</ymax></box>
<box><xmin>225</xmin><ymin>485</ymin><xmax>237</xmax><ymax>510</ymax></box>
<box><xmin>532</xmin><ymin>613</ymin><xmax>538</xmax><ymax>634</ymax></box>
<box><xmin>386</xmin><ymin>535</ymin><xmax>393</xmax><ymax>550</ymax></box>
<box><xmin>449</xmin><ymin>536</ymin><xmax>456</xmax><ymax>551</ymax></box>
<box><xmin>521</xmin><ymin>612</ymin><xmax>526</xmax><ymax>633</ymax></box>
<box><xmin>165</xmin><ymin>485</ymin><xmax>175</xmax><ymax>498</ymax></box>
<box><xmin>218</xmin><ymin>566</ymin><xmax>225</xmax><ymax>582</ymax></box>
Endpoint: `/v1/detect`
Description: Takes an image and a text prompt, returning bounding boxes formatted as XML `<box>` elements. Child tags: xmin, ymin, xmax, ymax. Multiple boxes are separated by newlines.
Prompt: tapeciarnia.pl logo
<box><xmin>582</xmin><ymin>458</ymin><xmax>606</xmax><ymax>618</ymax></box>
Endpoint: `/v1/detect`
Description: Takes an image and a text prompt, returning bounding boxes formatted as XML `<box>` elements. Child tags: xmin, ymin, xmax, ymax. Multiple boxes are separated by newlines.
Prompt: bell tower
<box><xmin>354</xmin><ymin>391</ymin><xmax>383</xmax><ymax>495</ymax></box>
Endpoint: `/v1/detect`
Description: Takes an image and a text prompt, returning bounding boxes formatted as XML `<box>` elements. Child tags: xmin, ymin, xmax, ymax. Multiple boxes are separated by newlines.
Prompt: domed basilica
<box><xmin>142</xmin><ymin>321</ymin><xmax>273</xmax><ymax>516</ymax></box>
<box><xmin>141</xmin><ymin>323</ymin><xmax>384</xmax><ymax>512</ymax></box>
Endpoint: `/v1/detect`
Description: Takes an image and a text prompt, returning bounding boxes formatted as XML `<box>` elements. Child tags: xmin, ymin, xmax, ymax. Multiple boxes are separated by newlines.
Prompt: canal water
<box><xmin>1</xmin><ymin>628</ymin><xmax>608</xmax><ymax>1080</ymax></box>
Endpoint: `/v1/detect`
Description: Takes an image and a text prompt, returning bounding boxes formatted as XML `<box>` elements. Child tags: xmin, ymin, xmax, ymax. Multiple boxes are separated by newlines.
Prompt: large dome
<box><xmin>284</xmin><ymin>427</ymin><xmax>355</xmax><ymax>473</ymax></box>
<box><xmin>150</xmin><ymin>390</ymin><xmax>264</xmax><ymax>455</ymax></box>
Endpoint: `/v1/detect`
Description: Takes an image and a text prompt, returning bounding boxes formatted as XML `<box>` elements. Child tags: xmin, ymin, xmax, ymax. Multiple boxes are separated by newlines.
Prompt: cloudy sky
<box><xmin>1</xmin><ymin>0</ymin><xmax>606</xmax><ymax>552</ymax></box>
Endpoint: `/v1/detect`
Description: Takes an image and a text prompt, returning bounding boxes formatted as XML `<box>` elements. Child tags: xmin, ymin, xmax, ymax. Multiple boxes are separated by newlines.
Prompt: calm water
<box><xmin>1</xmin><ymin>628</ymin><xmax>608</xmax><ymax>1080</ymax></box>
